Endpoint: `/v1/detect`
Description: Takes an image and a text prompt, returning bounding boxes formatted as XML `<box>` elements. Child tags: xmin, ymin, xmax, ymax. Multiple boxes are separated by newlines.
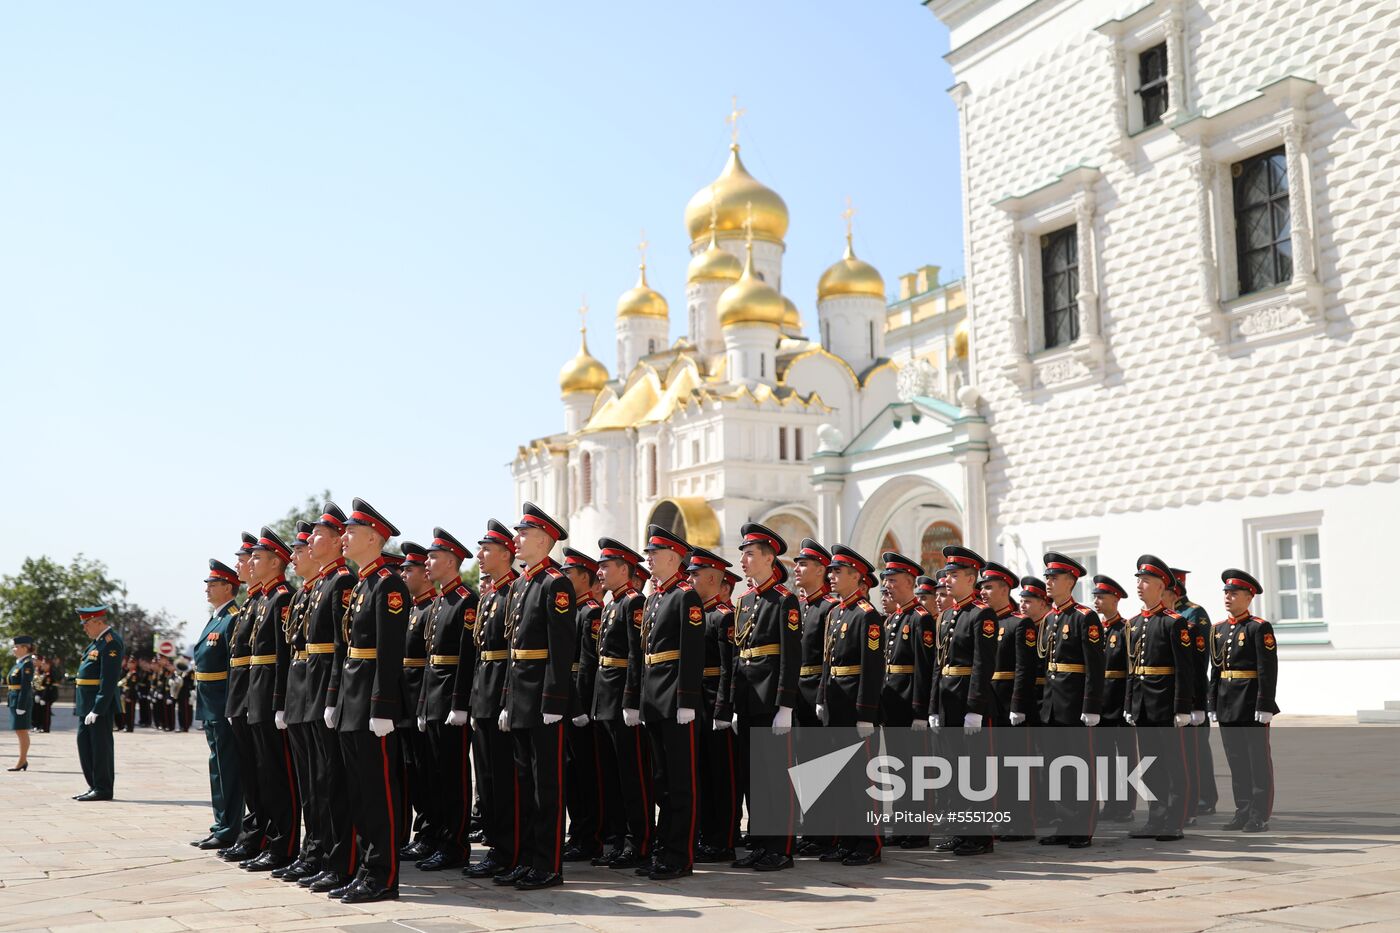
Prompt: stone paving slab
<box><xmin>1</xmin><ymin>727</ymin><xmax>1397</xmax><ymax>931</ymax></box>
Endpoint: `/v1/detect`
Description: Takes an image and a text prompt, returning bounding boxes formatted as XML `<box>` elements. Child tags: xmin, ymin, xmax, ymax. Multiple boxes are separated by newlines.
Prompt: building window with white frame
<box><xmin>778</xmin><ymin>426</ymin><xmax>789</xmax><ymax>461</ymax></box>
<box><xmin>1137</xmin><ymin>42</ymin><xmax>1169</xmax><ymax>128</ymax></box>
<box><xmin>1233</xmin><ymin>146</ymin><xmax>1292</xmax><ymax>295</ymax></box>
<box><xmin>1268</xmin><ymin>529</ymin><xmax>1322</xmax><ymax>625</ymax></box>
<box><xmin>1040</xmin><ymin>226</ymin><xmax>1079</xmax><ymax>350</ymax></box>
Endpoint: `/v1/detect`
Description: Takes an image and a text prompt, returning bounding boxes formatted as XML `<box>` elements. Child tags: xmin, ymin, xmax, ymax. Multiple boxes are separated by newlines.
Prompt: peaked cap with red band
<box><xmin>252</xmin><ymin>526</ymin><xmax>293</xmax><ymax>563</ymax></box>
<box><xmin>1133</xmin><ymin>554</ymin><xmax>1173</xmax><ymax>585</ymax></box>
<box><xmin>76</xmin><ymin>605</ymin><xmax>109</xmax><ymax>622</ymax></box>
<box><xmin>562</xmin><ymin>547</ymin><xmax>599</xmax><ymax>573</ymax></box>
<box><xmin>293</xmin><ymin>520</ymin><xmax>313</xmax><ymax>547</ymax></box>
<box><xmin>1221</xmin><ymin>568</ymin><xmax>1262</xmax><ymax>596</ymax></box>
<box><xmin>830</xmin><ymin>544</ymin><xmax>874</xmax><ymax>578</ymax></box>
<box><xmin>597</xmin><ymin>537</ymin><xmax>642</xmax><ymax>567</ymax></box>
<box><xmin>942</xmin><ymin>545</ymin><xmax>986</xmax><ymax>574</ymax></box>
<box><xmin>915</xmin><ymin>574</ymin><xmax>938</xmax><ymax>595</ymax></box>
<box><xmin>205</xmin><ymin>559</ymin><xmax>239</xmax><ymax>586</ymax></box>
<box><xmin>399</xmin><ymin>541</ymin><xmax>429</xmax><ymax>565</ymax></box>
<box><xmin>1169</xmin><ymin>567</ymin><xmax>1190</xmax><ymax>596</ymax></box>
<box><xmin>237</xmin><ymin>531</ymin><xmax>257</xmax><ymax>556</ymax></box>
<box><xmin>346</xmin><ymin>497</ymin><xmax>401</xmax><ymax>540</ymax></box>
<box><xmin>795</xmin><ymin>538</ymin><xmax>832</xmax><ymax>566</ymax></box>
<box><xmin>1092</xmin><ymin>573</ymin><xmax>1128</xmax><ymax>600</ymax></box>
<box><xmin>313</xmin><ymin>501</ymin><xmax>348</xmax><ymax>534</ymax></box>
<box><xmin>1043</xmin><ymin>551</ymin><xmax>1087</xmax><ymax>579</ymax></box>
<box><xmin>1018</xmin><ymin>575</ymin><xmax>1048</xmax><ymax>600</ymax></box>
<box><xmin>739</xmin><ymin>521</ymin><xmax>787</xmax><ymax>556</ymax></box>
<box><xmin>723</xmin><ymin>569</ymin><xmax>741</xmax><ymax>589</ymax></box>
<box><xmin>514</xmin><ymin>501</ymin><xmax>567</xmax><ymax>542</ymax></box>
<box><xmin>478</xmin><ymin>519</ymin><xmax>516</xmax><ymax>553</ymax></box>
<box><xmin>977</xmin><ymin>560</ymin><xmax>1018</xmax><ymax>589</ymax></box>
<box><xmin>880</xmin><ymin>550</ymin><xmax>923</xmax><ymax>578</ymax></box>
<box><xmin>380</xmin><ymin>550</ymin><xmax>405</xmax><ymax>567</ymax></box>
<box><xmin>429</xmin><ymin>526</ymin><xmax>469</xmax><ymax>561</ymax></box>
<box><xmin>685</xmin><ymin>544</ymin><xmax>732</xmax><ymax>573</ymax></box>
<box><xmin>643</xmin><ymin>523</ymin><xmax>689</xmax><ymax>555</ymax></box>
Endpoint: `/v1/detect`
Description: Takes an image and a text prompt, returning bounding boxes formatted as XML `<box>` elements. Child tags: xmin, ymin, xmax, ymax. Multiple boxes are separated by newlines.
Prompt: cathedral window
<box><xmin>1137</xmin><ymin>42</ymin><xmax>1169</xmax><ymax>128</ymax></box>
<box><xmin>646</xmin><ymin>444</ymin><xmax>658</xmax><ymax>498</ymax></box>
<box><xmin>1040</xmin><ymin>226</ymin><xmax>1079</xmax><ymax>350</ymax></box>
<box><xmin>778</xmin><ymin>427</ymin><xmax>789</xmax><ymax>461</ymax></box>
<box><xmin>1232</xmin><ymin>147</ymin><xmax>1291</xmax><ymax>295</ymax></box>
<box><xmin>794</xmin><ymin>428</ymin><xmax>804</xmax><ymax>461</ymax></box>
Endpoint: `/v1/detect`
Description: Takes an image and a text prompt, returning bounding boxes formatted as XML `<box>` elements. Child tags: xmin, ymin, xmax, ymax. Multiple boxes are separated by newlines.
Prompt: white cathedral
<box><xmin>511</xmin><ymin>135</ymin><xmax>975</xmax><ymax>572</ymax></box>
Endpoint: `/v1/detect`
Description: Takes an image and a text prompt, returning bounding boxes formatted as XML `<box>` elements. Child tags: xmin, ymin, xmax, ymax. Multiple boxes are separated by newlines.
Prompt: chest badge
<box><xmin>1062</xmin><ymin>623</ymin><xmax>1070</xmax><ymax>635</ymax></box>
<box><xmin>689</xmin><ymin>606</ymin><xmax>704</xmax><ymax>625</ymax></box>
<box><xmin>787</xmin><ymin>608</ymin><xmax>799</xmax><ymax>631</ymax></box>
<box><xmin>555</xmin><ymin>592</ymin><xmax>570</xmax><ymax>612</ymax></box>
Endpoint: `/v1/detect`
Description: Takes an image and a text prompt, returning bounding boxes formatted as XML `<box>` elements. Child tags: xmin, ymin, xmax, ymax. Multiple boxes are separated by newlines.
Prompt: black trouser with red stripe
<box><xmin>340</xmin><ymin>729</ymin><xmax>402</xmax><ymax>888</ymax></box>
<box><xmin>473</xmin><ymin>717</ymin><xmax>520</xmax><ymax>866</ymax></box>
<box><xmin>249</xmin><ymin>720</ymin><xmax>300</xmax><ymax>859</ymax></box>
<box><xmin>426</xmin><ymin>720</ymin><xmax>472</xmax><ymax>856</ymax></box>
<box><xmin>513</xmin><ymin>721</ymin><xmax>566</xmax><ymax>875</ymax></box>
<box><xmin>838</xmin><ymin>730</ymin><xmax>882</xmax><ymax>857</ymax></box>
<box><xmin>647</xmin><ymin>718</ymin><xmax>699</xmax><ymax>869</ymax></box>
<box><xmin>1136</xmin><ymin>722</ymin><xmax>1187</xmax><ymax>834</ymax></box>
<box><xmin>313</xmin><ymin>721</ymin><xmax>356</xmax><ymax>876</ymax></box>
<box><xmin>288</xmin><ymin>722</ymin><xmax>323</xmax><ymax>864</ymax></box>
<box><xmin>401</xmin><ymin>723</ymin><xmax>433</xmax><ymax>845</ymax></box>
<box><xmin>736</xmin><ymin>703</ymin><xmax>795</xmax><ymax>857</ymax></box>
<box><xmin>229</xmin><ymin>714</ymin><xmax>266</xmax><ymax>848</ymax></box>
<box><xmin>600</xmin><ymin>717</ymin><xmax>654</xmax><ymax>857</ymax></box>
<box><xmin>1220</xmin><ymin>721</ymin><xmax>1272</xmax><ymax>823</ymax></box>
<box><xmin>699</xmin><ymin>715</ymin><xmax>740</xmax><ymax>851</ymax></box>
<box><xmin>565</xmin><ymin>719</ymin><xmax>608</xmax><ymax>854</ymax></box>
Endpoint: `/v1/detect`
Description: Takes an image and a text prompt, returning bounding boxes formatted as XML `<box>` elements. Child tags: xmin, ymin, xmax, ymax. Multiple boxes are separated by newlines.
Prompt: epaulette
<box><xmin>336</xmin><ymin>566</ymin><xmax>353</xmax><ymax>576</ymax></box>
<box><xmin>677</xmin><ymin>579</ymin><xmax>693</xmax><ymax>590</ymax></box>
<box><xmin>377</xmin><ymin>567</ymin><xmax>393</xmax><ymax>578</ymax></box>
<box><xmin>274</xmin><ymin>582</ymin><xmax>290</xmax><ymax>595</ymax></box>
<box><xmin>584</xmin><ymin>597</ymin><xmax>601</xmax><ymax>608</ymax></box>
<box><xmin>774</xmin><ymin>584</ymin><xmax>791</xmax><ymax>597</ymax></box>
<box><xmin>454</xmin><ymin>584</ymin><xmax>469</xmax><ymax>598</ymax></box>
<box><xmin>858</xmin><ymin>599</ymin><xmax>874</xmax><ymax>612</ymax></box>
<box><xmin>823</xmin><ymin>593</ymin><xmax>839</xmax><ymax>603</ymax></box>
<box><xmin>545</xmin><ymin>566</ymin><xmax>564</xmax><ymax>578</ymax></box>
<box><xmin>229</xmin><ymin>605</ymin><xmax>240</xmax><ymax>616</ymax></box>
<box><xmin>913</xmin><ymin>604</ymin><xmax>929</xmax><ymax>615</ymax></box>
<box><xmin>1164</xmin><ymin>609</ymin><xmax>1182</xmax><ymax>619</ymax></box>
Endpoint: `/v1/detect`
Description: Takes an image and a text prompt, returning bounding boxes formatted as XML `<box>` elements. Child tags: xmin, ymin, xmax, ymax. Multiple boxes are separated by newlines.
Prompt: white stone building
<box><xmin>512</xmin><ymin>139</ymin><xmax>974</xmax><ymax>573</ymax></box>
<box><xmin>927</xmin><ymin>0</ymin><xmax>1400</xmax><ymax>714</ymax></box>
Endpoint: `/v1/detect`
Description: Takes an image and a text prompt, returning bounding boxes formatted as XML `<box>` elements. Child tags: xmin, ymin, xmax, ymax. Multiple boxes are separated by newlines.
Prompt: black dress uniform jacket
<box><xmin>572</xmin><ymin>595</ymin><xmax>603</xmax><ymax>720</ymax></box>
<box><xmin>640</xmin><ymin>574</ymin><xmax>705</xmax><ymax>723</ymax></box>
<box><xmin>817</xmin><ymin>593</ymin><xmax>884</xmax><ymax>726</ymax></box>
<box><xmin>1125</xmin><ymin>606</ymin><xmax>1195</xmax><ymax>722</ymax></box>
<box><xmin>469</xmin><ymin>571</ymin><xmax>515</xmax><ymax>721</ymax></box>
<box><xmin>729</xmin><ymin>575</ymin><xmax>801</xmax><ymax>715</ymax></box>
<box><xmin>1010</xmin><ymin>613</ymin><xmax>1048</xmax><ymax>720</ymax></box>
<box><xmin>1039</xmin><ymin>600</ymin><xmax>1106</xmax><ymax>724</ymax></box>
<box><xmin>400</xmin><ymin>589</ymin><xmax>434</xmax><ymax>727</ymax></box>
<box><xmin>329</xmin><ymin>557</ymin><xmax>409</xmax><ymax>730</ymax></box>
<box><xmin>931</xmin><ymin>596</ymin><xmax>998</xmax><ymax>724</ymax></box>
<box><xmin>1178</xmin><ymin>601</ymin><xmax>1212</xmax><ymax>713</ymax></box>
<box><xmin>225</xmin><ymin>583</ymin><xmax>262</xmax><ymax>719</ymax></box>
<box><xmin>419</xmin><ymin>582</ymin><xmax>479</xmax><ymax>721</ymax></box>
<box><xmin>592</xmin><ymin>586</ymin><xmax>645</xmax><ymax>721</ymax></box>
<box><xmin>283</xmin><ymin>580</ymin><xmax>315</xmax><ymax>723</ymax></box>
<box><xmin>1207</xmin><ymin>613</ymin><xmax>1280</xmax><ymax>722</ymax></box>
<box><xmin>298</xmin><ymin>559</ymin><xmax>355</xmax><ymax>724</ymax></box>
<box><xmin>885</xmin><ymin>600</ymin><xmax>936</xmax><ymax>724</ymax></box>
<box><xmin>246</xmin><ymin>578</ymin><xmax>292</xmax><ymax>726</ymax></box>
<box><xmin>1100</xmin><ymin>616</ymin><xmax>1129</xmax><ymax>722</ymax></box>
<box><xmin>797</xmin><ymin>588</ymin><xmax>839</xmax><ymax>720</ymax></box>
<box><xmin>703</xmin><ymin>598</ymin><xmax>736</xmax><ymax>722</ymax></box>
<box><xmin>503</xmin><ymin>560</ymin><xmax>576</xmax><ymax>727</ymax></box>
<box><xmin>988</xmin><ymin>604</ymin><xmax>1021</xmax><ymax>724</ymax></box>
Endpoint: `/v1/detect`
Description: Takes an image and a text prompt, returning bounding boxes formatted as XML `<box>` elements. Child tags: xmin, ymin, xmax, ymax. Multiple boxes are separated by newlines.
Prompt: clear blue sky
<box><xmin>0</xmin><ymin>2</ymin><xmax>960</xmax><ymax>646</ymax></box>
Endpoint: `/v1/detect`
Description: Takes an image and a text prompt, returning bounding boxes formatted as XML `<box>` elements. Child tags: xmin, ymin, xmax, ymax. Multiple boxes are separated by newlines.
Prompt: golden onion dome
<box><xmin>559</xmin><ymin>331</ymin><xmax>609</xmax><ymax>396</ymax></box>
<box><xmin>951</xmin><ymin>319</ymin><xmax>970</xmax><ymax>361</ymax></box>
<box><xmin>781</xmin><ymin>296</ymin><xmax>801</xmax><ymax>332</ymax></box>
<box><xmin>616</xmin><ymin>264</ymin><xmax>668</xmax><ymax>320</ymax></box>
<box><xmin>817</xmin><ymin>234</ymin><xmax>886</xmax><ymax>302</ymax></box>
<box><xmin>718</xmin><ymin>240</ymin><xmax>785</xmax><ymax>329</ymax></box>
<box><xmin>687</xmin><ymin>227</ymin><xmax>743</xmax><ymax>284</ymax></box>
<box><xmin>684</xmin><ymin>145</ymin><xmax>789</xmax><ymax>244</ymax></box>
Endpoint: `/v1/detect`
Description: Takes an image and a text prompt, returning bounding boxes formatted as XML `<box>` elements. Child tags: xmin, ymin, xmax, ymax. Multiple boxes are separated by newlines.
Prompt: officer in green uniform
<box><xmin>73</xmin><ymin>605</ymin><xmax>123</xmax><ymax>801</ymax></box>
<box><xmin>191</xmin><ymin>560</ymin><xmax>244</xmax><ymax>849</ymax></box>
<box><xmin>7</xmin><ymin>636</ymin><xmax>36</xmax><ymax>771</ymax></box>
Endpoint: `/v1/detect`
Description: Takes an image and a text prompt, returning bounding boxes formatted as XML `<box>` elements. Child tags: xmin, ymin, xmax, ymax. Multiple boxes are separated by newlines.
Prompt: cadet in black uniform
<box><xmin>877</xmin><ymin>551</ymin><xmax>934</xmax><ymax>851</ymax></box>
<box><xmin>1036</xmin><ymin>552</ymin><xmax>1104</xmax><ymax>849</ymax></box>
<box><xmin>928</xmin><ymin>546</ymin><xmax>998</xmax><ymax>856</ymax></box>
<box><xmin>1170</xmin><ymin>568</ymin><xmax>1217</xmax><ymax>818</ymax></box>
<box><xmin>324</xmin><ymin>498</ymin><xmax>409</xmax><ymax>903</ymax></box>
<box><xmin>1091</xmin><ymin>574</ymin><xmax>1136</xmax><ymax>823</ymax></box>
<box><xmin>242</xmin><ymin>528</ymin><xmax>299</xmax><ymax>872</ymax></box>
<box><xmin>495</xmin><ymin>503</ymin><xmax>575</xmax><ymax>891</ymax></box>
<box><xmin>1211</xmin><ymin>569</ymin><xmax>1278</xmax><ymax>832</ymax></box>
<box><xmin>588</xmin><ymin>538</ymin><xmax>653</xmax><ymax>870</ymax></box>
<box><xmin>686</xmin><ymin>546</ymin><xmax>739</xmax><ymax>863</ymax></box>
<box><xmin>560</xmin><ymin>548</ymin><xmax>613</xmax><ymax>863</ymax></box>
<box><xmin>729</xmin><ymin>522</ymin><xmax>801</xmax><ymax>872</ymax></box>
<box><xmin>219</xmin><ymin>534</ymin><xmax>265</xmax><ymax>863</ymax></box>
<box><xmin>790</xmin><ymin>539</ymin><xmax>839</xmax><ymax>858</ymax></box>
<box><xmin>816</xmin><ymin>546</ymin><xmax>884</xmax><ymax>866</ymax></box>
<box><xmin>1005</xmin><ymin>575</ymin><xmax>1051</xmax><ymax>841</ymax></box>
<box><xmin>277</xmin><ymin>527</ymin><xmax>322</xmax><ymax>882</ymax></box>
<box><xmin>464</xmin><ymin>521</ymin><xmax>521</xmax><ymax>880</ymax></box>
<box><xmin>980</xmin><ymin>561</ymin><xmax>1021</xmax><ymax>727</ymax></box>
<box><xmin>398</xmin><ymin>542</ymin><xmax>435</xmax><ymax>862</ymax></box>
<box><xmin>1126</xmin><ymin>555</ymin><xmax>1194</xmax><ymax>842</ymax></box>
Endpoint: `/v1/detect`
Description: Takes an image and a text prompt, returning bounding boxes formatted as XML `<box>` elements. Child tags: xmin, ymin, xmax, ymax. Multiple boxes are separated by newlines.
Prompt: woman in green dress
<box><xmin>7</xmin><ymin>635</ymin><xmax>35</xmax><ymax>771</ymax></box>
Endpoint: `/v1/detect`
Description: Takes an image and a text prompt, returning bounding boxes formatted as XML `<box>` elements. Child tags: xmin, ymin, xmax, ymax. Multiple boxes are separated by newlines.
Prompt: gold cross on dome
<box><xmin>578</xmin><ymin>297</ymin><xmax>588</xmax><ymax>334</ymax></box>
<box><xmin>726</xmin><ymin>94</ymin><xmax>746</xmax><ymax>146</ymax></box>
<box><xmin>843</xmin><ymin>196</ymin><xmax>857</xmax><ymax>238</ymax></box>
<box><xmin>637</xmin><ymin>231</ymin><xmax>649</xmax><ymax>268</ymax></box>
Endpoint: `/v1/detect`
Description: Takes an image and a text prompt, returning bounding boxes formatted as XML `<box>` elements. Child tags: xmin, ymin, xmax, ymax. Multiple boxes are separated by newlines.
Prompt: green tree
<box><xmin>0</xmin><ymin>555</ymin><xmax>128</xmax><ymax>671</ymax></box>
<box><xmin>268</xmin><ymin>489</ymin><xmax>334</xmax><ymax>546</ymax></box>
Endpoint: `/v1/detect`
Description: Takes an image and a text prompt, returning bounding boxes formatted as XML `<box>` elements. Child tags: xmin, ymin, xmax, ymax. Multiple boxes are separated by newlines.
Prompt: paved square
<box><xmin>1</xmin><ymin>722</ymin><xmax>1397</xmax><ymax>932</ymax></box>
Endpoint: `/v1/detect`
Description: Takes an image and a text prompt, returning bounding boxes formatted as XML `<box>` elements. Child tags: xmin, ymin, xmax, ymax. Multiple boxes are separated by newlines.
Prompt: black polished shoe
<box><xmin>998</xmin><ymin>834</ymin><xmax>1035</xmax><ymax>842</ymax></box>
<box><xmin>753</xmin><ymin>852</ymin><xmax>794</xmax><ymax>871</ymax></box>
<box><xmin>198</xmin><ymin>836</ymin><xmax>237</xmax><ymax>851</ymax></box>
<box><xmin>191</xmin><ymin>834</ymin><xmax>214</xmax><ymax>848</ymax></box>
<box><xmin>934</xmin><ymin>836</ymin><xmax>964</xmax><ymax>852</ymax></box>
<box><xmin>1155</xmin><ymin>832</ymin><xmax>1185</xmax><ymax>841</ymax></box>
<box><xmin>75</xmin><ymin>791</ymin><xmax>113</xmax><ymax>801</ymax></box>
<box><xmin>819</xmin><ymin>847</ymin><xmax>851</xmax><ymax>863</ymax></box>
<box><xmin>796</xmin><ymin>840</ymin><xmax>829</xmax><ymax>857</ymax></box>
<box><xmin>590</xmin><ymin>847</ymin><xmax>623</xmax><ymax>867</ymax></box>
<box><xmin>841</xmin><ymin>851</ymin><xmax>881</xmax><ymax>866</ymax></box>
<box><xmin>1242</xmin><ymin>820</ymin><xmax>1269</xmax><ymax>833</ymax></box>
<box><xmin>300</xmin><ymin>870</ymin><xmax>332</xmax><ymax>889</ymax></box>
<box><xmin>328</xmin><ymin>876</ymin><xmax>362</xmax><ymax>898</ymax></box>
<box><xmin>562</xmin><ymin>844</ymin><xmax>598</xmax><ymax>863</ymax></box>
<box><xmin>280</xmin><ymin>860</ymin><xmax>320</xmax><ymax>881</ymax></box>
<box><xmin>633</xmin><ymin>858</ymin><xmax>658</xmax><ymax>876</ymax></box>
<box><xmin>694</xmin><ymin>845</ymin><xmax>735</xmax><ymax>864</ymax></box>
<box><xmin>1222</xmin><ymin>815</ymin><xmax>1249</xmax><ymax>831</ymax></box>
<box><xmin>399</xmin><ymin>840</ymin><xmax>431</xmax><ymax>860</ymax></box>
<box><xmin>607</xmin><ymin>848</ymin><xmax>646</xmax><ymax>869</ymax></box>
<box><xmin>308</xmin><ymin>872</ymin><xmax>348</xmax><ymax>893</ymax></box>
<box><xmin>465</xmin><ymin>855</ymin><xmax>507</xmax><ymax>878</ymax></box>
<box><xmin>1038</xmin><ymin>835</ymin><xmax>1072</xmax><ymax>845</ymax></box>
<box><xmin>217</xmin><ymin>843</ymin><xmax>257</xmax><ymax>862</ymax></box>
<box><xmin>270</xmin><ymin>858</ymin><xmax>306</xmax><ymax>879</ymax></box>
<box><xmin>955</xmin><ymin>838</ymin><xmax>994</xmax><ymax>856</ymax></box>
<box><xmin>492</xmin><ymin>864</ymin><xmax>531</xmax><ymax>886</ymax></box>
<box><xmin>1067</xmin><ymin>836</ymin><xmax>1094</xmax><ymax>849</ymax></box>
<box><xmin>648</xmin><ymin>863</ymin><xmax>692</xmax><ymax>880</ymax></box>
<box><xmin>898</xmin><ymin>836</ymin><xmax>929</xmax><ymax>849</ymax></box>
<box><xmin>417</xmin><ymin>849</ymin><xmax>466</xmax><ymax>871</ymax></box>
<box><xmin>72</xmin><ymin>789</ymin><xmax>94</xmax><ymax>800</ymax></box>
<box><xmin>243</xmin><ymin>853</ymin><xmax>291</xmax><ymax>872</ymax></box>
<box><xmin>516</xmin><ymin>869</ymin><xmax>564</xmax><ymax>890</ymax></box>
<box><xmin>340</xmin><ymin>879</ymin><xmax>399</xmax><ymax>903</ymax></box>
<box><xmin>731</xmin><ymin>848</ymin><xmax>766</xmax><ymax>868</ymax></box>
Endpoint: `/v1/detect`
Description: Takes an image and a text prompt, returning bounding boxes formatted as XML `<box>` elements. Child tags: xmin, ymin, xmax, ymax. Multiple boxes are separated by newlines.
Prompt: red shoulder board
<box><xmin>774</xmin><ymin>584</ymin><xmax>791</xmax><ymax>597</ymax></box>
<box><xmin>823</xmin><ymin>593</ymin><xmax>839</xmax><ymax>603</ymax></box>
<box><xmin>1165</xmin><ymin>609</ymin><xmax>1182</xmax><ymax>619</ymax></box>
<box><xmin>914</xmin><ymin>604</ymin><xmax>928</xmax><ymax>615</ymax></box>
<box><xmin>454</xmin><ymin>584</ymin><xmax>469</xmax><ymax>597</ymax></box>
<box><xmin>378</xmin><ymin>567</ymin><xmax>393</xmax><ymax>578</ymax></box>
<box><xmin>584</xmin><ymin>597</ymin><xmax>600</xmax><ymax>608</ymax></box>
<box><xmin>337</xmin><ymin>566</ymin><xmax>353</xmax><ymax>576</ymax></box>
<box><xmin>677</xmin><ymin>579</ymin><xmax>693</xmax><ymax>590</ymax></box>
<box><xmin>545</xmin><ymin>566</ymin><xmax>564</xmax><ymax>578</ymax></box>
<box><xmin>858</xmin><ymin>599</ymin><xmax>873</xmax><ymax>612</ymax></box>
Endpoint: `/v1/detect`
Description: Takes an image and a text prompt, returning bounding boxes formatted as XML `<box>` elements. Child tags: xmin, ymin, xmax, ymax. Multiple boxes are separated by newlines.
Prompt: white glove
<box><xmin>324</xmin><ymin>705</ymin><xmax>340</xmax><ymax>729</ymax></box>
<box><xmin>1190</xmin><ymin>710</ymin><xmax>1206</xmax><ymax>726</ymax></box>
<box><xmin>542</xmin><ymin>712</ymin><xmax>562</xmax><ymax>725</ymax></box>
<box><xmin>815</xmin><ymin>703</ymin><xmax>826</xmax><ymax>722</ymax></box>
<box><xmin>964</xmin><ymin>712</ymin><xmax>983</xmax><ymax>734</ymax></box>
<box><xmin>677</xmin><ymin>707</ymin><xmax>695</xmax><ymax>725</ymax></box>
<box><xmin>730</xmin><ymin>714</ymin><xmax>739</xmax><ymax>733</ymax></box>
<box><xmin>1173</xmin><ymin>713</ymin><xmax>1190</xmax><ymax>727</ymax></box>
<box><xmin>36</xmin><ymin>698</ymin><xmax>45</xmax><ymax>706</ymax></box>
<box><xmin>856</xmin><ymin>721</ymin><xmax>875</xmax><ymax>738</ymax></box>
<box><xmin>1209</xmin><ymin>711</ymin><xmax>1218</xmax><ymax>723</ymax></box>
<box><xmin>623</xmin><ymin>708</ymin><xmax>641</xmax><ymax>728</ymax></box>
<box><xmin>772</xmin><ymin>706</ymin><xmax>793</xmax><ymax>735</ymax></box>
<box><xmin>275</xmin><ymin>711</ymin><xmax>287</xmax><ymax>731</ymax></box>
<box><xmin>417</xmin><ymin>716</ymin><xmax>427</xmax><ymax>732</ymax></box>
<box><xmin>929</xmin><ymin>714</ymin><xmax>941</xmax><ymax>730</ymax></box>
<box><xmin>497</xmin><ymin>709</ymin><xmax>511</xmax><ymax>732</ymax></box>
<box><xmin>1255</xmin><ymin>711</ymin><xmax>1274</xmax><ymax>724</ymax></box>
<box><xmin>1008</xmin><ymin>711</ymin><xmax>1026</xmax><ymax>726</ymax></box>
<box><xmin>446</xmin><ymin>709</ymin><xmax>470</xmax><ymax>727</ymax></box>
<box><xmin>1124</xmin><ymin>713</ymin><xmax>1135</xmax><ymax>725</ymax></box>
<box><xmin>84</xmin><ymin>712</ymin><xmax>97</xmax><ymax>725</ymax></box>
<box><xmin>571</xmin><ymin>714</ymin><xmax>589</xmax><ymax>727</ymax></box>
<box><xmin>1081</xmin><ymin>713</ymin><xmax>1100</xmax><ymax>727</ymax></box>
<box><xmin>712</xmin><ymin>716</ymin><xmax>728</xmax><ymax>731</ymax></box>
<box><xmin>369</xmin><ymin>717</ymin><xmax>395</xmax><ymax>737</ymax></box>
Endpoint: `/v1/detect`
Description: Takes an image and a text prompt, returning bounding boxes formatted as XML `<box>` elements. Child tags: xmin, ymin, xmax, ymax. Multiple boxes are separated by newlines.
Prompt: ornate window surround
<box><xmin>1174</xmin><ymin>75</ymin><xmax>1324</xmax><ymax>351</ymax></box>
<box><xmin>1097</xmin><ymin>0</ymin><xmax>1189</xmax><ymax>158</ymax></box>
<box><xmin>994</xmin><ymin>165</ymin><xmax>1106</xmax><ymax>391</ymax></box>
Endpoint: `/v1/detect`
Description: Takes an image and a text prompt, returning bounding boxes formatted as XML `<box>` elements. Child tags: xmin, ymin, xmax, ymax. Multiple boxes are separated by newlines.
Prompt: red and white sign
<box><xmin>154</xmin><ymin>635</ymin><xmax>177</xmax><ymax>658</ymax></box>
